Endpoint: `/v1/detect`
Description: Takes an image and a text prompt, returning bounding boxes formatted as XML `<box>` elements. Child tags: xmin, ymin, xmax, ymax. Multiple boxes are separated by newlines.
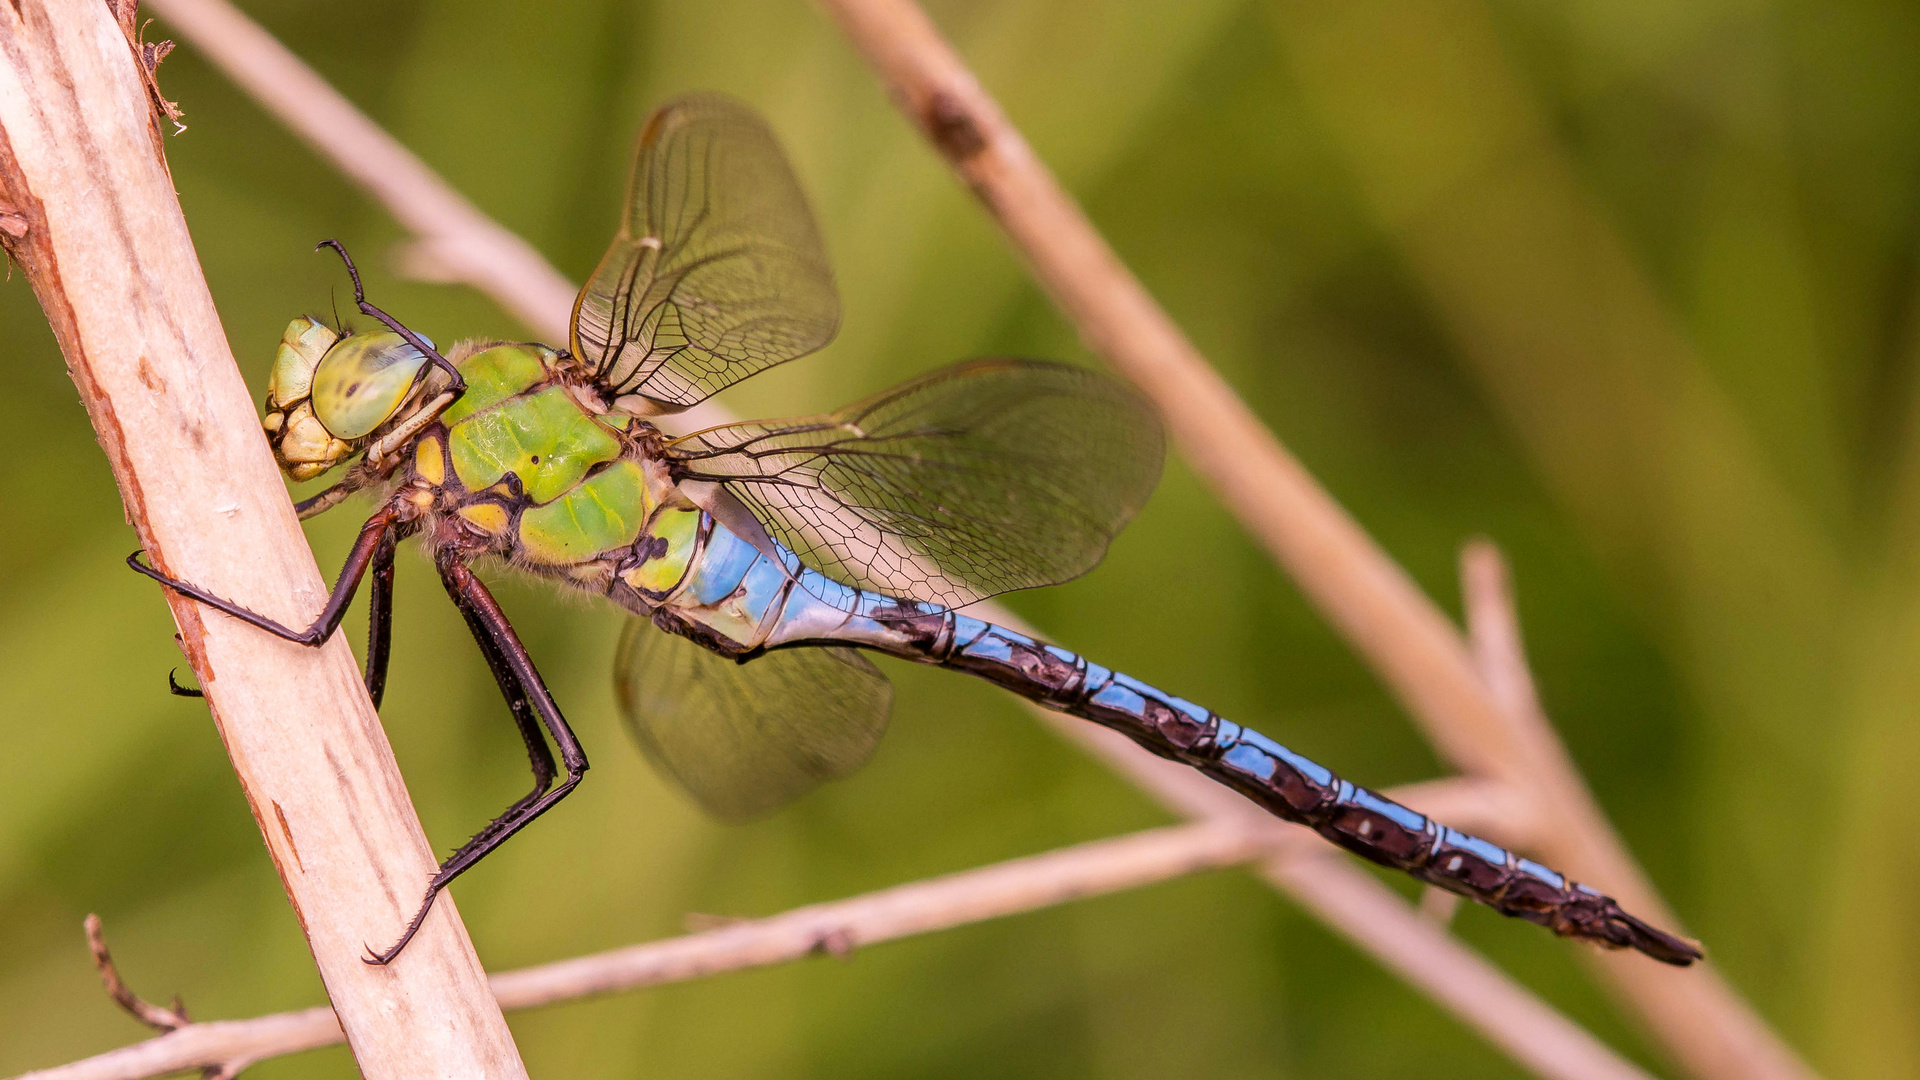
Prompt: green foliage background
<box><xmin>3</xmin><ymin>0</ymin><xmax>1915</xmax><ymax>1075</ymax></box>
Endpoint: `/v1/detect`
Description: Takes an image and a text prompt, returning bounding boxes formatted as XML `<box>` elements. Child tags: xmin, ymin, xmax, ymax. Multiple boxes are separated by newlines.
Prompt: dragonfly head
<box><xmin>263</xmin><ymin>316</ymin><xmax>435</xmax><ymax>481</ymax></box>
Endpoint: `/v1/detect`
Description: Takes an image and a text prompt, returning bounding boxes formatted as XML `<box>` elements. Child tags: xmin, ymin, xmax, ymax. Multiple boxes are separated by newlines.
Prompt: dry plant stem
<box><xmin>18</xmin><ymin>822</ymin><xmax>1282</xmax><ymax>1080</ymax></box>
<box><xmin>17</xmin><ymin>808</ymin><xmax>1656</xmax><ymax>1080</ymax></box>
<box><xmin>84</xmin><ymin>916</ymin><xmax>190</xmax><ymax>1033</ymax></box>
<box><xmin>814</xmin><ymin>3</ymin><xmax>1810</xmax><ymax>1080</ymax></box>
<box><xmin>124</xmin><ymin>3</ymin><xmax>1701</xmax><ymax>1077</ymax></box>
<box><xmin>809</xmin><ymin>0</ymin><xmax>1647</xmax><ymax>885</ymax></box>
<box><xmin>0</xmin><ymin>4</ymin><xmax>524</xmax><ymax>1078</ymax></box>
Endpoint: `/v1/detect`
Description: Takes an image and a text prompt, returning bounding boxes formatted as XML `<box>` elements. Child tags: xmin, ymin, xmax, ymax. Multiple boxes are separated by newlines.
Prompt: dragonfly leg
<box><xmin>158</xmin><ymin>519</ymin><xmax>401</xmax><ymax>707</ymax></box>
<box><xmin>453</xmin><ymin>558</ymin><xmax>558</xmax><ymax>809</ymax></box>
<box><xmin>315</xmin><ymin>239</ymin><xmax>465</xmax><ymax>398</ymax></box>
<box><xmin>363</xmin><ymin>526</ymin><xmax>399</xmax><ymax>710</ymax></box>
<box><xmin>128</xmin><ymin>504</ymin><xmax>400</xmax><ymax>648</ymax></box>
<box><xmin>363</xmin><ymin>555</ymin><xmax>586</xmax><ymax>966</ymax></box>
<box><xmin>293</xmin><ymin>481</ymin><xmax>354</xmax><ymax>520</ymax></box>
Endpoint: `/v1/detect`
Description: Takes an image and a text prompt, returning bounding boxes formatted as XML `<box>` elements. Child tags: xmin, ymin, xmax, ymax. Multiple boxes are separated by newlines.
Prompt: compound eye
<box><xmin>267</xmin><ymin>316</ymin><xmax>340</xmax><ymax>409</ymax></box>
<box><xmin>310</xmin><ymin>332</ymin><xmax>431</xmax><ymax>440</ymax></box>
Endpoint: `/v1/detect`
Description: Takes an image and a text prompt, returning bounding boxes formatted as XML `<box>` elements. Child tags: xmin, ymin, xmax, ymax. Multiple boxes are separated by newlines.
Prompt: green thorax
<box><xmin>423</xmin><ymin>343</ymin><xmax>654</xmax><ymax>568</ymax></box>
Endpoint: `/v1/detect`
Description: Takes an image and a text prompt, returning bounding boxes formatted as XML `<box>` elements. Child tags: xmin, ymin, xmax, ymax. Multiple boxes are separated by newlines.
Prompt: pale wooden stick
<box><xmin>7</xmin><ymin>822</ymin><xmax>1283</xmax><ymax>1080</ymax></box>
<box><xmin>15</xmin><ymin>805</ymin><xmax>1657</xmax><ymax>1080</ymax></box>
<box><xmin>0</xmin><ymin>4</ymin><xmax>523</xmax><ymax>1078</ymax></box>
<box><xmin>812</xmin><ymin>4</ymin><xmax>1813</xmax><ymax>1080</ymax></box>
<box><xmin>125</xmin><ymin>3</ymin><xmax>1688</xmax><ymax>1076</ymax></box>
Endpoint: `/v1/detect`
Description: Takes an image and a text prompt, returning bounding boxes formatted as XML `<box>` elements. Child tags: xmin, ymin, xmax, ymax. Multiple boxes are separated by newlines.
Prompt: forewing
<box><xmin>572</xmin><ymin>94</ymin><xmax>838</xmax><ymax>413</ymax></box>
<box><xmin>615</xmin><ymin>620</ymin><xmax>892</xmax><ymax>821</ymax></box>
<box><xmin>665</xmin><ymin>359</ymin><xmax>1165</xmax><ymax>608</ymax></box>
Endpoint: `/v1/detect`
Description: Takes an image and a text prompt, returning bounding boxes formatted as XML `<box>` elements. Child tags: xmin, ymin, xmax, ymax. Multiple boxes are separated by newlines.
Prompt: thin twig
<box><xmin>120</xmin><ymin>2</ymin><xmax>1697</xmax><ymax>1077</ymax></box>
<box><xmin>81</xmin><ymin>917</ymin><xmax>233</xmax><ymax>1080</ymax></box>
<box><xmin>83</xmin><ymin>916</ymin><xmax>190</xmax><ymax>1033</ymax></box>
<box><xmin>811</xmin><ymin>0</ymin><xmax>1509</xmax><ymax>774</ymax></box>
<box><xmin>486</xmin><ymin>819</ymin><xmax>1277</xmax><ymax>1009</ymax></box>
<box><xmin>0</xmin><ymin>3</ymin><xmax>524</xmax><ymax>1077</ymax></box>
<box><xmin>14</xmin><ymin>822</ymin><xmax>1282</xmax><ymax>1080</ymax></box>
<box><xmin>15</xmin><ymin>808</ymin><xmax>1657</xmax><ymax>1080</ymax></box>
<box><xmin>812</xmin><ymin>3</ymin><xmax>1810</xmax><ymax>1079</ymax></box>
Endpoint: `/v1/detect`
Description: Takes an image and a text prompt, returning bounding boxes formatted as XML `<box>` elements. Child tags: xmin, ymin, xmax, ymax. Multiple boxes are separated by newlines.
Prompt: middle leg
<box><xmin>131</xmin><ymin>504</ymin><xmax>402</xmax><ymax>647</ymax></box>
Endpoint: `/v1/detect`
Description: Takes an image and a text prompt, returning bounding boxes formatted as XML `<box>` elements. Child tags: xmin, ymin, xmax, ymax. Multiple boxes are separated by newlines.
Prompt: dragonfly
<box><xmin>133</xmin><ymin>94</ymin><xmax>1702</xmax><ymax>967</ymax></box>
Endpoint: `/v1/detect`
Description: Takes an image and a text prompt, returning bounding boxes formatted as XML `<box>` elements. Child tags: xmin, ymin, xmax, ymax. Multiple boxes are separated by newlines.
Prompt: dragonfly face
<box><xmin>263</xmin><ymin>314</ymin><xmax>436</xmax><ymax>480</ymax></box>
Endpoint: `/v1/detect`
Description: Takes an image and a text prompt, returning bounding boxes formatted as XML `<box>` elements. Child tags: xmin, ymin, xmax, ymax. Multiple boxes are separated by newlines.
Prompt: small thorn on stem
<box><xmin>84</xmin><ymin>913</ymin><xmax>192</xmax><ymax>1031</ymax></box>
<box><xmin>812</xmin><ymin>927</ymin><xmax>856</xmax><ymax>959</ymax></box>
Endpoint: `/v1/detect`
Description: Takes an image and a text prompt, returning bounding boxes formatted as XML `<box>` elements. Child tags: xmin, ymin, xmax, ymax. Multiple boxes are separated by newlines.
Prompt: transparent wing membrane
<box><xmin>615</xmin><ymin>620</ymin><xmax>893</xmax><ymax>820</ymax></box>
<box><xmin>666</xmin><ymin>359</ymin><xmax>1165</xmax><ymax>609</ymax></box>
<box><xmin>572</xmin><ymin>94</ymin><xmax>839</xmax><ymax>412</ymax></box>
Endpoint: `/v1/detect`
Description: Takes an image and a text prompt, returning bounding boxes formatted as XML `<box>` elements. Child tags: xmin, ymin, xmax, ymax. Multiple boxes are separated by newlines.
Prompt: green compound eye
<box><xmin>267</xmin><ymin>316</ymin><xmax>340</xmax><ymax>409</ymax></box>
<box><xmin>310</xmin><ymin>331</ymin><xmax>432</xmax><ymax>440</ymax></box>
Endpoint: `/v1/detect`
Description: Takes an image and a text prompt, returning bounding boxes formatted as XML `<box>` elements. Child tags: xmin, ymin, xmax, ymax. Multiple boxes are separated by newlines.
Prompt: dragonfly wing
<box><xmin>572</xmin><ymin>94</ymin><xmax>838</xmax><ymax>413</ymax></box>
<box><xmin>615</xmin><ymin>619</ymin><xmax>892</xmax><ymax>821</ymax></box>
<box><xmin>665</xmin><ymin>358</ymin><xmax>1165</xmax><ymax>609</ymax></box>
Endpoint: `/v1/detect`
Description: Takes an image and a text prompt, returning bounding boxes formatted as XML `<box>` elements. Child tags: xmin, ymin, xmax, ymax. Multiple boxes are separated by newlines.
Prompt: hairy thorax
<box><xmin>388</xmin><ymin>341</ymin><xmax>691</xmax><ymax>610</ymax></box>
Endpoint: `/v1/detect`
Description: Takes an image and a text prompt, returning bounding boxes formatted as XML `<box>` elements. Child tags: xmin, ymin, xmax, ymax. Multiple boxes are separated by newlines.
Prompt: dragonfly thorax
<box><xmin>389</xmin><ymin>341</ymin><xmax>708</xmax><ymax>610</ymax></box>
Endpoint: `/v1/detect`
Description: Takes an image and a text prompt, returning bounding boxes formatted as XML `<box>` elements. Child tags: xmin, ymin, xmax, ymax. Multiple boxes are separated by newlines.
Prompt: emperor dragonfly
<box><xmin>134</xmin><ymin>95</ymin><xmax>1701</xmax><ymax>967</ymax></box>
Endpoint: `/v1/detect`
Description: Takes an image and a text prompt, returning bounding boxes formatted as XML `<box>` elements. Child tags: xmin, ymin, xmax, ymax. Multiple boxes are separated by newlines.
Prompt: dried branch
<box><xmin>111</xmin><ymin>2</ymin><xmax>1712</xmax><ymax>1078</ymax></box>
<box><xmin>13</xmin><ymin>822</ymin><xmax>1282</xmax><ymax>1080</ymax></box>
<box><xmin>83</xmin><ymin>916</ymin><xmax>191</xmax><ymax>1034</ymax></box>
<box><xmin>0</xmin><ymin>3</ymin><xmax>523</xmax><ymax>1077</ymax></box>
<box><xmin>486</xmin><ymin>819</ymin><xmax>1275</xmax><ymax>1010</ymax></box>
<box><xmin>17</xmin><ymin>805</ymin><xmax>1658</xmax><ymax>1080</ymax></box>
<box><xmin>809</xmin><ymin>0</ymin><xmax>1508</xmax><ymax>772</ymax></box>
<box><xmin>812</xmin><ymin>2</ymin><xmax>1810</xmax><ymax>1079</ymax></box>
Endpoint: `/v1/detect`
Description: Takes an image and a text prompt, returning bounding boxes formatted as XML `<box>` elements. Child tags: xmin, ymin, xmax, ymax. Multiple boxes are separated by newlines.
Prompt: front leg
<box><xmin>130</xmin><ymin>504</ymin><xmax>401</xmax><ymax>648</ymax></box>
<box><xmin>168</xmin><ymin>521</ymin><xmax>401</xmax><ymax>706</ymax></box>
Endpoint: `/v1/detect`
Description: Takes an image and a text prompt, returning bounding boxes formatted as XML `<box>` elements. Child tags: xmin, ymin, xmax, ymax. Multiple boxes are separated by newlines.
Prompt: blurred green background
<box><xmin>3</xmin><ymin>0</ymin><xmax>1914</xmax><ymax>1075</ymax></box>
